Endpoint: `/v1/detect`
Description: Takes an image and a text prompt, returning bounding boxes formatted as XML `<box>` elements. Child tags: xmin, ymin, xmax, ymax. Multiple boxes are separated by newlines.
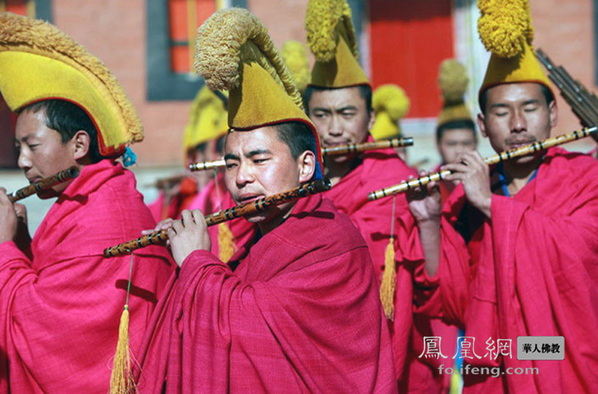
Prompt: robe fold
<box><xmin>0</xmin><ymin>160</ymin><xmax>173</xmax><ymax>393</ymax></box>
<box><xmin>397</xmin><ymin>148</ymin><xmax>598</xmax><ymax>393</ymax></box>
<box><xmin>322</xmin><ymin>147</ymin><xmax>444</xmax><ymax>391</ymax></box>
<box><xmin>135</xmin><ymin>194</ymin><xmax>397</xmax><ymax>393</ymax></box>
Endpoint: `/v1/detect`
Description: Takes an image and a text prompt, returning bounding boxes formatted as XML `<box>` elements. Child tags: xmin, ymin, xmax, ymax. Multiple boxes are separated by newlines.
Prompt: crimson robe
<box><xmin>135</xmin><ymin>194</ymin><xmax>397</xmax><ymax>393</ymax></box>
<box><xmin>147</xmin><ymin>176</ymin><xmax>198</xmax><ymax>221</ymax></box>
<box><xmin>0</xmin><ymin>160</ymin><xmax>174</xmax><ymax>393</ymax></box>
<box><xmin>322</xmin><ymin>147</ymin><xmax>446</xmax><ymax>391</ymax></box>
<box><xmin>398</xmin><ymin>148</ymin><xmax>598</xmax><ymax>393</ymax></box>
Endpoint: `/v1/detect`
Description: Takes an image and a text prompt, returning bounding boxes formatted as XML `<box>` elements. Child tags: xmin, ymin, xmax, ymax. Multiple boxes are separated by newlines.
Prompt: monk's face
<box><xmin>307</xmin><ymin>87</ymin><xmax>374</xmax><ymax>164</ymax></box>
<box><xmin>223</xmin><ymin>126</ymin><xmax>315</xmax><ymax>232</ymax></box>
<box><xmin>15</xmin><ymin>108</ymin><xmax>80</xmax><ymax>198</ymax></box>
<box><xmin>478</xmin><ymin>83</ymin><xmax>557</xmax><ymax>164</ymax></box>
<box><xmin>437</xmin><ymin>128</ymin><xmax>477</xmax><ymax>165</ymax></box>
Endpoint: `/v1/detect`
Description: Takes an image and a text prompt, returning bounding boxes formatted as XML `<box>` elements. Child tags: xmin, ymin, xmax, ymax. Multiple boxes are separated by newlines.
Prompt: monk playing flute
<box><xmin>133</xmin><ymin>7</ymin><xmax>396</xmax><ymax>393</ymax></box>
<box><xmin>0</xmin><ymin>13</ymin><xmax>173</xmax><ymax>393</ymax></box>
<box><xmin>303</xmin><ymin>1</ymin><xmax>448</xmax><ymax>391</ymax></box>
<box><xmin>398</xmin><ymin>1</ymin><xmax>598</xmax><ymax>392</ymax></box>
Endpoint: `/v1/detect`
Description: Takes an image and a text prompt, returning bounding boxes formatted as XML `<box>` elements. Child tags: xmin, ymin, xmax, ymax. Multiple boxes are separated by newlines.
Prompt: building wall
<box><xmin>14</xmin><ymin>0</ymin><xmax>597</xmax><ymax>169</ymax></box>
<box><xmin>53</xmin><ymin>0</ymin><xmax>190</xmax><ymax>168</ymax></box>
<box><xmin>531</xmin><ymin>0</ymin><xmax>595</xmax><ymax>140</ymax></box>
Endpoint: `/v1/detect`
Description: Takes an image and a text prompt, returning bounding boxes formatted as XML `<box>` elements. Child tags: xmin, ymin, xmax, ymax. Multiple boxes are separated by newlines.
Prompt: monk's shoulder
<box><xmin>275</xmin><ymin>198</ymin><xmax>368</xmax><ymax>259</ymax></box>
<box><xmin>547</xmin><ymin>147</ymin><xmax>598</xmax><ymax>183</ymax></box>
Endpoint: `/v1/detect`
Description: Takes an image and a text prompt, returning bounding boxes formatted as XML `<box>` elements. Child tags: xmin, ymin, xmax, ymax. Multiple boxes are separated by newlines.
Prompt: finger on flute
<box><xmin>103</xmin><ymin>178</ymin><xmax>332</xmax><ymax>257</ymax></box>
<box><xmin>368</xmin><ymin>126</ymin><xmax>598</xmax><ymax>201</ymax></box>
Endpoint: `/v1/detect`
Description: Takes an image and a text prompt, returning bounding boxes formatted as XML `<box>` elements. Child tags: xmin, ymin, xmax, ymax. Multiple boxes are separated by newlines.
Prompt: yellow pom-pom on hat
<box><xmin>478</xmin><ymin>0</ymin><xmax>552</xmax><ymax>102</ymax></box>
<box><xmin>437</xmin><ymin>59</ymin><xmax>472</xmax><ymax>127</ymax></box>
<box><xmin>371</xmin><ymin>84</ymin><xmax>410</xmax><ymax>140</ymax></box>
<box><xmin>0</xmin><ymin>12</ymin><xmax>142</xmax><ymax>157</ymax></box>
<box><xmin>183</xmin><ymin>86</ymin><xmax>228</xmax><ymax>153</ymax></box>
<box><xmin>195</xmin><ymin>8</ymin><xmax>323</xmax><ymax>177</ymax></box>
<box><xmin>306</xmin><ymin>0</ymin><xmax>369</xmax><ymax>88</ymax></box>
<box><xmin>281</xmin><ymin>41</ymin><xmax>310</xmax><ymax>95</ymax></box>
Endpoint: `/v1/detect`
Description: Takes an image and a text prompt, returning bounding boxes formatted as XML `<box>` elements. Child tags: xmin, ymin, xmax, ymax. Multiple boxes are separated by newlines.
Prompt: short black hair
<box><xmin>273</xmin><ymin>121</ymin><xmax>317</xmax><ymax>160</ymax></box>
<box><xmin>436</xmin><ymin>119</ymin><xmax>477</xmax><ymax>143</ymax></box>
<box><xmin>303</xmin><ymin>84</ymin><xmax>372</xmax><ymax>114</ymax></box>
<box><xmin>479</xmin><ymin>83</ymin><xmax>555</xmax><ymax>114</ymax></box>
<box><xmin>21</xmin><ymin>99</ymin><xmax>104</xmax><ymax>163</ymax></box>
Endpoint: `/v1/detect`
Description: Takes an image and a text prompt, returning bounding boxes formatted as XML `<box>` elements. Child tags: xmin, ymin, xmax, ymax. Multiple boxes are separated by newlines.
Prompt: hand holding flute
<box><xmin>0</xmin><ymin>166</ymin><xmax>79</xmax><ymax>246</ymax></box>
<box><xmin>104</xmin><ymin>179</ymin><xmax>332</xmax><ymax>257</ymax></box>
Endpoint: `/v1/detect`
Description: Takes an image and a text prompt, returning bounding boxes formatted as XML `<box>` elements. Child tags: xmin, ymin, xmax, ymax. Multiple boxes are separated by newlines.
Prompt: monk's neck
<box><xmin>502</xmin><ymin>156</ymin><xmax>542</xmax><ymax>196</ymax></box>
<box><xmin>325</xmin><ymin>157</ymin><xmax>361</xmax><ymax>187</ymax></box>
<box><xmin>257</xmin><ymin>201</ymin><xmax>297</xmax><ymax>235</ymax></box>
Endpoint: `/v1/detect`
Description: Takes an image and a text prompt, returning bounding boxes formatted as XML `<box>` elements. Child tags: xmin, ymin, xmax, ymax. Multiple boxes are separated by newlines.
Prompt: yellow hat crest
<box><xmin>478</xmin><ymin>0</ymin><xmax>552</xmax><ymax>101</ymax></box>
<box><xmin>306</xmin><ymin>0</ymin><xmax>369</xmax><ymax>88</ymax></box>
<box><xmin>195</xmin><ymin>8</ymin><xmax>323</xmax><ymax>173</ymax></box>
<box><xmin>281</xmin><ymin>40</ymin><xmax>310</xmax><ymax>95</ymax></box>
<box><xmin>371</xmin><ymin>84</ymin><xmax>409</xmax><ymax>140</ymax></box>
<box><xmin>437</xmin><ymin>59</ymin><xmax>472</xmax><ymax>127</ymax></box>
<box><xmin>183</xmin><ymin>86</ymin><xmax>228</xmax><ymax>152</ymax></box>
<box><xmin>0</xmin><ymin>12</ymin><xmax>142</xmax><ymax>156</ymax></box>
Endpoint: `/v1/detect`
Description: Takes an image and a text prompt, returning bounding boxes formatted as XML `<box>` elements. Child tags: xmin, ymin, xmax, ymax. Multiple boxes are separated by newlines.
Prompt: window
<box><xmin>147</xmin><ymin>0</ymin><xmax>247</xmax><ymax>101</ymax></box>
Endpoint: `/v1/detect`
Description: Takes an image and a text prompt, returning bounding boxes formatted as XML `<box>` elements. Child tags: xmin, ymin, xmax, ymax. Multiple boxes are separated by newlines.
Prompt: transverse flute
<box><xmin>8</xmin><ymin>166</ymin><xmax>80</xmax><ymax>203</ymax></box>
<box><xmin>103</xmin><ymin>178</ymin><xmax>332</xmax><ymax>257</ymax></box>
<box><xmin>189</xmin><ymin>137</ymin><xmax>414</xmax><ymax>172</ymax></box>
<box><xmin>368</xmin><ymin>126</ymin><xmax>598</xmax><ymax>201</ymax></box>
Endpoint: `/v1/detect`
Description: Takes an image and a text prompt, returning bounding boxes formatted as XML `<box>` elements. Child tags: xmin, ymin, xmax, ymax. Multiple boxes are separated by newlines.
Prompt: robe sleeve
<box><xmin>394</xmin><ymin>208</ymin><xmax>472</xmax><ymax>327</ymax></box>
<box><xmin>0</xmin><ymin>241</ymin><xmax>172</xmax><ymax>393</ymax></box>
<box><xmin>167</xmin><ymin>246</ymin><xmax>393</xmax><ymax>393</ymax></box>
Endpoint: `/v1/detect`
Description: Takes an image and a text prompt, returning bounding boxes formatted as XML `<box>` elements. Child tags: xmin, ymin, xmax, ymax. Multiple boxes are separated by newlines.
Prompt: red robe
<box><xmin>398</xmin><ymin>148</ymin><xmax>598</xmax><ymax>393</ymax></box>
<box><xmin>0</xmin><ymin>160</ymin><xmax>174</xmax><ymax>393</ymax></box>
<box><xmin>322</xmin><ymin>147</ymin><xmax>445</xmax><ymax>392</ymax></box>
<box><xmin>147</xmin><ymin>176</ymin><xmax>198</xmax><ymax>221</ymax></box>
<box><xmin>135</xmin><ymin>194</ymin><xmax>397</xmax><ymax>393</ymax></box>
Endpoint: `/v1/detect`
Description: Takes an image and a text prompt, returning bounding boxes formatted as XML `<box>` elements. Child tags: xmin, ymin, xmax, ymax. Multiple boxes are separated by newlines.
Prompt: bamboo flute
<box><xmin>368</xmin><ymin>126</ymin><xmax>598</xmax><ymax>201</ymax></box>
<box><xmin>103</xmin><ymin>178</ymin><xmax>332</xmax><ymax>257</ymax></box>
<box><xmin>189</xmin><ymin>137</ymin><xmax>414</xmax><ymax>172</ymax></box>
<box><xmin>8</xmin><ymin>166</ymin><xmax>79</xmax><ymax>203</ymax></box>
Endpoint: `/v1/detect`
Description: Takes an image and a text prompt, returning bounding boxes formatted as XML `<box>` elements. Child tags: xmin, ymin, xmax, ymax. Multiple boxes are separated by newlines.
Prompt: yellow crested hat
<box><xmin>183</xmin><ymin>86</ymin><xmax>228</xmax><ymax>153</ymax></box>
<box><xmin>306</xmin><ymin>0</ymin><xmax>369</xmax><ymax>88</ymax></box>
<box><xmin>281</xmin><ymin>40</ymin><xmax>310</xmax><ymax>95</ymax></box>
<box><xmin>437</xmin><ymin>59</ymin><xmax>472</xmax><ymax>127</ymax></box>
<box><xmin>0</xmin><ymin>12</ymin><xmax>142</xmax><ymax>157</ymax></box>
<box><xmin>478</xmin><ymin>0</ymin><xmax>552</xmax><ymax>102</ymax></box>
<box><xmin>195</xmin><ymin>8</ymin><xmax>323</xmax><ymax>177</ymax></box>
<box><xmin>371</xmin><ymin>84</ymin><xmax>409</xmax><ymax>140</ymax></box>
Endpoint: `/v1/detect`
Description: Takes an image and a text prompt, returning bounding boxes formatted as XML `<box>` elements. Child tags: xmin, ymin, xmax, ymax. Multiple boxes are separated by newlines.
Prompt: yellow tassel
<box><xmin>110</xmin><ymin>307</ymin><xmax>136</xmax><ymax>394</ymax></box>
<box><xmin>218</xmin><ymin>222</ymin><xmax>236</xmax><ymax>263</ymax></box>
<box><xmin>109</xmin><ymin>306</ymin><xmax>135</xmax><ymax>393</ymax></box>
<box><xmin>379</xmin><ymin>237</ymin><xmax>396</xmax><ymax>320</ymax></box>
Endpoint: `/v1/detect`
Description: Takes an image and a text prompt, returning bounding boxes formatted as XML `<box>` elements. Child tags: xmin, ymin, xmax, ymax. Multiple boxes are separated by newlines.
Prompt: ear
<box><xmin>477</xmin><ymin>113</ymin><xmax>488</xmax><ymax>139</ymax></box>
<box><xmin>548</xmin><ymin>100</ymin><xmax>558</xmax><ymax>128</ymax></box>
<box><xmin>367</xmin><ymin>109</ymin><xmax>375</xmax><ymax>131</ymax></box>
<box><xmin>72</xmin><ymin>130</ymin><xmax>91</xmax><ymax>161</ymax></box>
<box><xmin>297</xmin><ymin>150</ymin><xmax>316</xmax><ymax>183</ymax></box>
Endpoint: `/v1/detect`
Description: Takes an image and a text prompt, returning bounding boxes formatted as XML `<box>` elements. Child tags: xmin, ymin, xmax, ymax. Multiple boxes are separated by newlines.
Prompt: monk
<box><xmin>304</xmin><ymin>1</ymin><xmax>427</xmax><ymax>390</ymax></box>
<box><xmin>0</xmin><ymin>14</ymin><xmax>173</xmax><ymax>393</ymax></box>
<box><xmin>134</xmin><ymin>7</ymin><xmax>396</xmax><ymax>393</ymax></box>
<box><xmin>0</xmin><ymin>101</ymin><xmax>173</xmax><ymax>392</ymax></box>
<box><xmin>401</xmin><ymin>6</ymin><xmax>598</xmax><ymax>388</ymax></box>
